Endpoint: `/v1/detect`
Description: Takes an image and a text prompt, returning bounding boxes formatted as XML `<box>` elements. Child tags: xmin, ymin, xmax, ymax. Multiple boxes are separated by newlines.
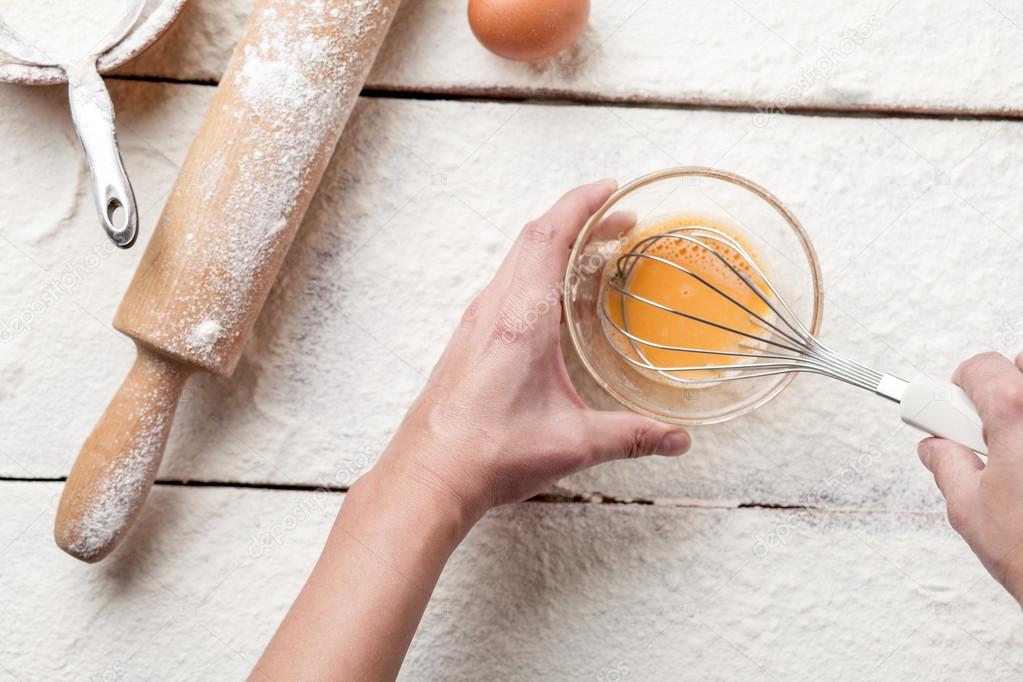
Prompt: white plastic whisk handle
<box><xmin>876</xmin><ymin>374</ymin><xmax>987</xmax><ymax>455</ymax></box>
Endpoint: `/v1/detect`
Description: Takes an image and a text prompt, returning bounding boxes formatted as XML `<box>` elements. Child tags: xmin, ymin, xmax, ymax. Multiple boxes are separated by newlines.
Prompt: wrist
<box><xmin>356</xmin><ymin>461</ymin><xmax>480</xmax><ymax>531</ymax></box>
<box><xmin>998</xmin><ymin>550</ymin><xmax>1023</xmax><ymax>605</ymax></box>
<box><xmin>333</xmin><ymin>453</ymin><xmax>482</xmax><ymax>580</ymax></box>
<box><xmin>389</xmin><ymin>406</ymin><xmax>500</xmax><ymax>521</ymax></box>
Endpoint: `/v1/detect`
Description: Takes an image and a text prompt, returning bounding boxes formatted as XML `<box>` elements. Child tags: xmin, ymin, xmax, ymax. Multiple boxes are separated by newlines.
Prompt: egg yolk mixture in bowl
<box><xmin>563</xmin><ymin>167</ymin><xmax>823</xmax><ymax>425</ymax></box>
<box><xmin>603</xmin><ymin>212</ymin><xmax>771</xmax><ymax>383</ymax></box>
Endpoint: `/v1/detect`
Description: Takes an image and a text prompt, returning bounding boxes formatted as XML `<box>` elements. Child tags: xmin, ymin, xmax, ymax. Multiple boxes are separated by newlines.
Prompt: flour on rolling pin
<box><xmin>65</xmin><ymin>410</ymin><xmax>166</xmax><ymax>559</ymax></box>
<box><xmin>63</xmin><ymin>355</ymin><xmax>183</xmax><ymax>560</ymax></box>
<box><xmin>128</xmin><ymin>0</ymin><xmax>393</xmax><ymax>372</ymax></box>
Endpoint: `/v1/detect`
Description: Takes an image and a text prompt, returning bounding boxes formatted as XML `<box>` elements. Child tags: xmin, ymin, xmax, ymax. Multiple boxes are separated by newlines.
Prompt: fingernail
<box><xmin>918</xmin><ymin>440</ymin><xmax>932</xmax><ymax>468</ymax></box>
<box><xmin>655</xmin><ymin>430</ymin><xmax>691</xmax><ymax>456</ymax></box>
<box><xmin>595</xmin><ymin>178</ymin><xmax>618</xmax><ymax>192</ymax></box>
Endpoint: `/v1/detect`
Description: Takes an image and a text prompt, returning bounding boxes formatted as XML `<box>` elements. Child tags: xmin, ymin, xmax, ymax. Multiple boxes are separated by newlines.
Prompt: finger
<box><xmin>506</xmin><ymin>180</ymin><xmax>618</xmax><ymax>286</ymax></box>
<box><xmin>518</xmin><ymin>180</ymin><xmax>618</xmax><ymax>254</ymax></box>
<box><xmin>564</xmin><ymin>210</ymin><xmax>637</xmax><ymax>282</ymax></box>
<box><xmin>952</xmin><ymin>351</ymin><xmax>1018</xmax><ymax>390</ymax></box>
<box><xmin>1016</xmin><ymin>351</ymin><xmax>1023</xmax><ymax>373</ymax></box>
<box><xmin>583</xmin><ymin>410</ymin><xmax>691</xmax><ymax>466</ymax></box>
<box><xmin>585</xmin><ymin>208</ymin><xmax>637</xmax><ymax>244</ymax></box>
<box><xmin>918</xmin><ymin>437</ymin><xmax>983</xmax><ymax>534</ymax></box>
<box><xmin>952</xmin><ymin>352</ymin><xmax>1023</xmax><ymax>437</ymax></box>
<box><xmin>475</xmin><ymin>180</ymin><xmax>618</xmax><ymax>343</ymax></box>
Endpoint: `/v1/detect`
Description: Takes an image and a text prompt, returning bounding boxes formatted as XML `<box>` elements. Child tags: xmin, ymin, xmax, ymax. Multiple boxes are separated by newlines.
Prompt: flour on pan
<box><xmin>0</xmin><ymin>0</ymin><xmax>128</xmax><ymax>61</ymax></box>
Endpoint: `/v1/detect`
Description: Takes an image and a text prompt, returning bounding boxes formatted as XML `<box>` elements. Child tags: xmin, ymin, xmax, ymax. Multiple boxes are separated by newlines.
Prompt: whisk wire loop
<box><xmin>599</xmin><ymin>225</ymin><xmax>884</xmax><ymax>392</ymax></box>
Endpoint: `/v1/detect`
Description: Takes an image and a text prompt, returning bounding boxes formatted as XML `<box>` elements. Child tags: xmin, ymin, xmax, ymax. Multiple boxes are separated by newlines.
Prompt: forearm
<box><xmin>253</xmin><ymin>460</ymin><xmax>475</xmax><ymax>681</ymax></box>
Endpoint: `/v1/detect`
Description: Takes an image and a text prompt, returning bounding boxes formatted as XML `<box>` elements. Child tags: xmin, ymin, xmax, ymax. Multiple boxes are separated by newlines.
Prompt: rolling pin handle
<box><xmin>54</xmin><ymin>345</ymin><xmax>190</xmax><ymax>562</ymax></box>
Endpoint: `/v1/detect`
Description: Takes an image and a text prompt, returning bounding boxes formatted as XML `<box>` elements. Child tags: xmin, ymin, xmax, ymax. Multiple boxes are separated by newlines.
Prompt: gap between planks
<box><xmin>0</xmin><ymin>475</ymin><xmax>944</xmax><ymax>516</ymax></box>
<box><xmin>108</xmin><ymin>73</ymin><xmax>1023</xmax><ymax>123</ymax></box>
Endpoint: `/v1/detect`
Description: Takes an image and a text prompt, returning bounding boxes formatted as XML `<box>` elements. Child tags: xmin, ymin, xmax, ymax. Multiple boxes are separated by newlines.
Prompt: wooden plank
<box><xmin>1</xmin><ymin>482</ymin><xmax>1020</xmax><ymax>679</ymax></box>
<box><xmin>2</xmin><ymin>81</ymin><xmax>1021</xmax><ymax>510</ymax></box>
<box><xmin>115</xmin><ymin>0</ymin><xmax>1023</xmax><ymax>115</ymax></box>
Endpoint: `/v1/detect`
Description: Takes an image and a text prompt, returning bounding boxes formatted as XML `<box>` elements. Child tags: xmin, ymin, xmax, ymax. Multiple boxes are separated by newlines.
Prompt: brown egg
<box><xmin>468</xmin><ymin>0</ymin><xmax>590</xmax><ymax>62</ymax></box>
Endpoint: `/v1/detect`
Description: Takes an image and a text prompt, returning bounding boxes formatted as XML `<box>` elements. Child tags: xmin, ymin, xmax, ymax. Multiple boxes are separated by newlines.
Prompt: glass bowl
<box><xmin>563</xmin><ymin>167</ymin><xmax>824</xmax><ymax>425</ymax></box>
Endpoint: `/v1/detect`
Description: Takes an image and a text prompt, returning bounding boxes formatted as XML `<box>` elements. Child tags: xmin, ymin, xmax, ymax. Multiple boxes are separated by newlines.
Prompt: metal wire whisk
<box><xmin>598</xmin><ymin>225</ymin><xmax>988</xmax><ymax>454</ymax></box>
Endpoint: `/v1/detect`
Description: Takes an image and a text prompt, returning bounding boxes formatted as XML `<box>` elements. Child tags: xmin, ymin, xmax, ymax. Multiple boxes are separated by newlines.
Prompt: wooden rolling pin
<box><xmin>54</xmin><ymin>0</ymin><xmax>402</xmax><ymax>562</ymax></box>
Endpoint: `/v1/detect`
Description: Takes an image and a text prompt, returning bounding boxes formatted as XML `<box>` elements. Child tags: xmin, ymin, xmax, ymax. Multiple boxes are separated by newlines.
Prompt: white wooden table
<box><xmin>2</xmin><ymin>1</ymin><xmax>1023</xmax><ymax>679</ymax></box>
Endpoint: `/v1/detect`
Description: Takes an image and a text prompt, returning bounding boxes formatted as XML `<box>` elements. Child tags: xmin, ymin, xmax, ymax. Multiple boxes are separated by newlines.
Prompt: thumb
<box><xmin>918</xmin><ymin>437</ymin><xmax>983</xmax><ymax>530</ymax></box>
<box><xmin>584</xmin><ymin>410</ymin><xmax>691</xmax><ymax>465</ymax></box>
